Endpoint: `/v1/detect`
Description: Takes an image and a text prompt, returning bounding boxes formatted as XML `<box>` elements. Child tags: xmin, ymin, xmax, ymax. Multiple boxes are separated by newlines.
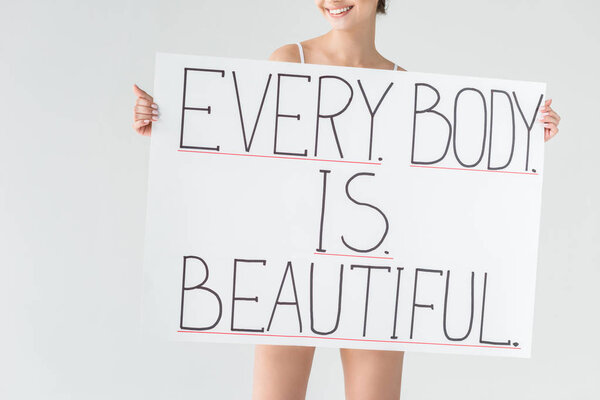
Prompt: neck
<box><xmin>322</xmin><ymin>22</ymin><xmax>380</xmax><ymax>68</ymax></box>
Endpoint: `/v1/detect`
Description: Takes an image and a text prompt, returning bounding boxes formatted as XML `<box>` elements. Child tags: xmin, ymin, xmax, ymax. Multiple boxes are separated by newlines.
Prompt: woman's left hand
<box><xmin>540</xmin><ymin>99</ymin><xmax>561</xmax><ymax>142</ymax></box>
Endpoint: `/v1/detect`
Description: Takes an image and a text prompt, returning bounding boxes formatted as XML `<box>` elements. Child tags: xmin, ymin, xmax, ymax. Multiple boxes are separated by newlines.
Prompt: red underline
<box><xmin>410</xmin><ymin>164</ymin><xmax>538</xmax><ymax>175</ymax></box>
<box><xmin>314</xmin><ymin>252</ymin><xmax>394</xmax><ymax>260</ymax></box>
<box><xmin>176</xmin><ymin>330</ymin><xmax>520</xmax><ymax>350</ymax></box>
<box><xmin>178</xmin><ymin>149</ymin><xmax>381</xmax><ymax>165</ymax></box>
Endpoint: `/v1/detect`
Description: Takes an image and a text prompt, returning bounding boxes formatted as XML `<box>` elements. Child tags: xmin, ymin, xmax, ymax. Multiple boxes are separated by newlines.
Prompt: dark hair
<box><xmin>376</xmin><ymin>0</ymin><xmax>387</xmax><ymax>14</ymax></box>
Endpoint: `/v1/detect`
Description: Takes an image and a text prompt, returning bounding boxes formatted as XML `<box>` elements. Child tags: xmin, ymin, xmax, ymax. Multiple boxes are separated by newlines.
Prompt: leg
<box><xmin>339</xmin><ymin>348</ymin><xmax>405</xmax><ymax>400</ymax></box>
<box><xmin>251</xmin><ymin>344</ymin><xmax>316</xmax><ymax>400</ymax></box>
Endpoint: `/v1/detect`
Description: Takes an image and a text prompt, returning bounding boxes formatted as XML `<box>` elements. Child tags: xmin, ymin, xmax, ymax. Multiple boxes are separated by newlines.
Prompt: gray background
<box><xmin>1</xmin><ymin>0</ymin><xmax>598</xmax><ymax>398</ymax></box>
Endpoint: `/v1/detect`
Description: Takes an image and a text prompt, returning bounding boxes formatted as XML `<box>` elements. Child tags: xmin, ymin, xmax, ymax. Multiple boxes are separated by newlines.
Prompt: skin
<box><xmin>132</xmin><ymin>1</ymin><xmax>561</xmax><ymax>398</ymax></box>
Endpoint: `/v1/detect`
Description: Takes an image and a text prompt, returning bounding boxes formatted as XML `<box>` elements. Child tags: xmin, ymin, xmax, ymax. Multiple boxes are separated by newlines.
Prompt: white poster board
<box><xmin>141</xmin><ymin>52</ymin><xmax>546</xmax><ymax>358</ymax></box>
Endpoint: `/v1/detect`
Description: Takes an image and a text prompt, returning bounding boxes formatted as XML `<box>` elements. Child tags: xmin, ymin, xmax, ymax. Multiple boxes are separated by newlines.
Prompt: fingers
<box><xmin>539</xmin><ymin>113</ymin><xmax>559</xmax><ymax>125</ymax></box>
<box><xmin>134</xmin><ymin>108</ymin><xmax>158</xmax><ymax>123</ymax></box>
<box><xmin>134</xmin><ymin>104</ymin><xmax>159</xmax><ymax>118</ymax></box>
<box><xmin>544</xmin><ymin>123</ymin><xmax>558</xmax><ymax>134</ymax></box>
<box><xmin>539</xmin><ymin>99</ymin><xmax>560</xmax><ymax>142</ymax></box>
<box><xmin>136</xmin><ymin>97</ymin><xmax>158</xmax><ymax>108</ymax></box>
<box><xmin>539</xmin><ymin>106</ymin><xmax>559</xmax><ymax>120</ymax></box>
<box><xmin>132</xmin><ymin>85</ymin><xmax>158</xmax><ymax>134</ymax></box>
<box><xmin>541</xmin><ymin>98</ymin><xmax>553</xmax><ymax>113</ymax></box>
<box><xmin>543</xmin><ymin>122</ymin><xmax>559</xmax><ymax>142</ymax></box>
<box><xmin>132</xmin><ymin>119</ymin><xmax>152</xmax><ymax>136</ymax></box>
<box><xmin>546</xmin><ymin>108</ymin><xmax>560</xmax><ymax>122</ymax></box>
<box><xmin>540</xmin><ymin>101</ymin><xmax>560</xmax><ymax>123</ymax></box>
<box><xmin>539</xmin><ymin>98</ymin><xmax>555</xmax><ymax>113</ymax></box>
<box><xmin>133</xmin><ymin>119</ymin><xmax>151</xmax><ymax>130</ymax></box>
<box><xmin>133</xmin><ymin>84</ymin><xmax>153</xmax><ymax>102</ymax></box>
<box><xmin>132</xmin><ymin>84</ymin><xmax>157</xmax><ymax>135</ymax></box>
<box><xmin>544</xmin><ymin>125</ymin><xmax>558</xmax><ymax>142</ymax></box>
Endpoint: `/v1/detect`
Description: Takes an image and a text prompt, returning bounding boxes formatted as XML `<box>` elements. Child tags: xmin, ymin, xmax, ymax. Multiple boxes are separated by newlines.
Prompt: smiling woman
<box><xmin>264</xmin><ymin>1</ymin><xmax>404</xmax><ymax>73</ymax></box>
<box><xmin>130</xmin><ymin>0</ymin><xmax>562</xmax><ymax>399</ymax></box>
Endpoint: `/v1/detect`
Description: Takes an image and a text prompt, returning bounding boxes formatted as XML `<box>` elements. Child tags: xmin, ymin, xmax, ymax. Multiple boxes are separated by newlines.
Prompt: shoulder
<box><xmin>382</xmin><ymin>53</ymin><xmax>406</xmax><ymax>72</ymax></box>
<box><xmin>394</xmin><ymin>63</ymin><xmax>407</xmax><ymax>72</ymax></box>
<box><xmin>268</xmin><ymin>43</ymin><xmax>301</xmax><ymax>63</ymax></box>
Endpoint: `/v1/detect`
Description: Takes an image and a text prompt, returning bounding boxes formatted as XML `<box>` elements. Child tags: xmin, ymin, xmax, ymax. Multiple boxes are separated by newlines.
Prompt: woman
<box><xmin>131</xmin><ymin>1</ymin><xmax>561</xmax><ymax>399</ymax></box>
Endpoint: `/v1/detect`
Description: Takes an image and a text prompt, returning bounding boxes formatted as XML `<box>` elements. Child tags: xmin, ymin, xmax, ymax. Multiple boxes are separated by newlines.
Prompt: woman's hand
<box><xmin>132</xmin><ymin>84</ymin><xmax>159</xmax><ymax>136</ymax></box>
<box><xmin>540</xmin><ymin>99</ymin><xmax>560</xmax><ymax>142</ymax></box>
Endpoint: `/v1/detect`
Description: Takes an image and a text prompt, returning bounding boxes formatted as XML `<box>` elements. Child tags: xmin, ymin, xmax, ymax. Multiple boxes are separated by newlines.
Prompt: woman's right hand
<box><xmin>132</xmin><ymin>84</ymin><xmax>159</xmax><ymax>136</ymax></box>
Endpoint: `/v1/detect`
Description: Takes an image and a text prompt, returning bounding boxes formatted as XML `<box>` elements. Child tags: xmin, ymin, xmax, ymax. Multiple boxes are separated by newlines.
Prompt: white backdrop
<box><xmin>1</xmin><ymin>0</ymin><xmax>599</xmax><ymax>398</ymax></box>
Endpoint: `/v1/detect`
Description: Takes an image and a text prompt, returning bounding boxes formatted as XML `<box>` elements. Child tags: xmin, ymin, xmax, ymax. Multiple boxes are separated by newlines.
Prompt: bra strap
<box><xmin>296</xmin><ymin>42</ymin><xmax>305</xmax><ymax>64</ymax></box>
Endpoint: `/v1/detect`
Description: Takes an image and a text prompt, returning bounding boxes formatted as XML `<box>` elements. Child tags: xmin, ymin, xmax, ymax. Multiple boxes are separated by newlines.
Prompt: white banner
<box><xmin>141</xmin><ymin>52</ymin><xmax>546</xmax><ymax>358</ymax></box>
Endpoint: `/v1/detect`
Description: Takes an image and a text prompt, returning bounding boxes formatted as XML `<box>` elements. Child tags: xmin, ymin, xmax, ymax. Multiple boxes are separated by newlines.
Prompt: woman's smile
<box><xmin>326</xmin><ymin>5</ymin><xmax>354</xmax><ymax>17</ymax></box>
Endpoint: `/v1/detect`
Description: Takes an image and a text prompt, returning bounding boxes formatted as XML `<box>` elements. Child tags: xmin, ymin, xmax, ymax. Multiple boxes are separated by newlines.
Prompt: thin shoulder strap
<box><xmin>393</xmin><ymin>63</ymin><xmax>398</xmax><ymax>71</ymax></box>
<box><xmin>296</xmin><ymin>42</ymin><xmax>305</xmax><ymax>64</ymax></box>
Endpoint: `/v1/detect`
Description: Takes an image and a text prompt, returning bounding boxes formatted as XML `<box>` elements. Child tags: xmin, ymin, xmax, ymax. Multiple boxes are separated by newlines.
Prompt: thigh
<box><xmin>252</xmin><ymin>344</ymin><xmax>316</xmax><ymax>400</ymax></box>
<box><xmin>339</xmin><ymin>348</ymin><xmax>405</xmax><ymax>400</ymax></box>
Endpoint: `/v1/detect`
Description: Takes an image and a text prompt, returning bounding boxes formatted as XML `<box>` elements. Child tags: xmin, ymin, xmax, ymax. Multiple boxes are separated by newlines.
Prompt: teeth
<box><xmin>329</xmin><ymin>6</ymin><xmax>351</xmax><ymax>14</ymax></box>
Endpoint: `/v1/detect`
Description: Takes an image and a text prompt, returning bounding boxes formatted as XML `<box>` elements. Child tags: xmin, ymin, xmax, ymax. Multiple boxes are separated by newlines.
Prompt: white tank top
<box><xmin>296</xmin><ymin>42</ymin><xmax>398</xmax><ymax>71</ymax></box>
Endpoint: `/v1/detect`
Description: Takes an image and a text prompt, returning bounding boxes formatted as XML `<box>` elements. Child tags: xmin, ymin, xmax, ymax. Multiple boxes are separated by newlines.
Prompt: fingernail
<box><xmin>151</xmin><ymin>103</ymin><xmax>158</xmax><ymax>109</ymax></box>
<box><xmin>152</xmin><ymin>116</ymin><xmax>158</xmax><ymax>121</ymax></box>
<box><xmin>152</xmin><ymin>110</ymin><xmax>158</xmax><ymax>115</ymax></box>
<box><xmin>144</xmin><ymin>119</ymin><xmax>150</xmax><ymax>123</ymax></box>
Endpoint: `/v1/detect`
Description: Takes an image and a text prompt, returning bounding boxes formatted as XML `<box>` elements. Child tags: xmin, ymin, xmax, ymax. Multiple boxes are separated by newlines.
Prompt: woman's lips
<box><xmin>326</xmin><ymin>5</ymin><xmax>354</xmax><ymax>17</ymax></box>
